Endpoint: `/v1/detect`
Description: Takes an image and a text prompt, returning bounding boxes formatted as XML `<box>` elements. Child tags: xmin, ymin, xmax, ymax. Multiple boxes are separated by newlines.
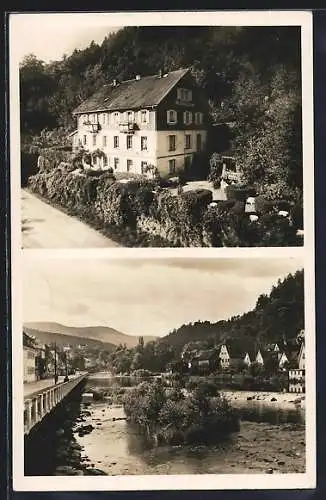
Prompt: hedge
<box><xmin>225</xmin><ymin>184</ymin><xmax>257</xmax><ymax>202</ymax></box>
<box><xmin>28</xmin><ymin>160</ymin><xmax>301</xmax><ymax>247</ymax></box>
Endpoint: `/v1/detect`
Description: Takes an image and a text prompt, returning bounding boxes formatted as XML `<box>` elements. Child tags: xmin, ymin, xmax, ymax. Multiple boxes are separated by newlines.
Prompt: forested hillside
<box><xmin>161</xmin><ymin>269</ymin><xmax>304</xmax><ymax>352</ymax></box>
<box><xmin>20</xmin><ymin>25</ymin><xmax>303</xmax><ymax>203</ymax></box>
<box><xmin>106</xmin><ymin>269</ymin><xmax>304</xmax><ymax>373</ymax></box>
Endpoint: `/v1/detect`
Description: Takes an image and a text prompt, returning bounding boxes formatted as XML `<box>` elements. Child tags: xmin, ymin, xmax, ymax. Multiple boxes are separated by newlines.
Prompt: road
<box><xmin>21</xmin><ymin>189</ymin><xmax>119</xmax><ymax>248</ymax></box>
<box><xmin>24</xmin><ymin>373</ymin><xmax>86</xmax><ymax>399</ymax></box>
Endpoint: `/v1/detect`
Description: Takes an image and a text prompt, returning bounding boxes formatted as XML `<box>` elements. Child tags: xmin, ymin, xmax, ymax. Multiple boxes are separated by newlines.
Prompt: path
<box><xmin>21</xmin><ymin>189</ymin><xmax>119</xmax><ymax>248</ymax></box>
<box><xmin>24</xmin><ymin>373</ymin><xmax>84</xmax><ymax>399</ymax></box>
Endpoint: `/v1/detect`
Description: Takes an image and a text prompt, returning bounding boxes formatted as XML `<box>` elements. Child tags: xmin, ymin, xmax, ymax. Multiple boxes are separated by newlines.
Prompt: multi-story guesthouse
<box><xmin>71</xmin><ymin>68</ymin><xmax>208</xmax><ymax>178</ymax></box>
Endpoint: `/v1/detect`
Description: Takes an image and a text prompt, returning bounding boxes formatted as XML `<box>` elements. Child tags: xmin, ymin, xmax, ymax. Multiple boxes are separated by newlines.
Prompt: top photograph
<box><xmin>12</xmin><ymin>13</ymin><xmax>312</xmax><ymax>248</ymax></box>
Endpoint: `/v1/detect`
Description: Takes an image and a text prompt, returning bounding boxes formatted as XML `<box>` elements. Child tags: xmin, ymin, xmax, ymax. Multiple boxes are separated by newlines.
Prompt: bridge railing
<box><xmin>24</xmin><ymin>374</ymin><xmax>87</xmax><ymax>435</ymax></box>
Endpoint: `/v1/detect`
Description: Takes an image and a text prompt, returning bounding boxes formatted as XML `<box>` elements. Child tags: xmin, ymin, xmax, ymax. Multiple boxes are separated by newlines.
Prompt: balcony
<box><xmin>119</xmin><ymin>121</ymin><xmax>136</xmax><ymax>133</ymax></box>
<box><xmin>83</xmin><ymin>121</ymin><xmax>101</xmax><ymax>133</ymax></box>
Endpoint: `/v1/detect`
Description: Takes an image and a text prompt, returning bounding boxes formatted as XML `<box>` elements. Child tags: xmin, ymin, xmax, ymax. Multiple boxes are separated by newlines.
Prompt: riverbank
<box><xmin>73</xmin><ymin>403</ymin><xmax>305</xmax><ymax>475</ymax></box>
<box><xmin>222</xmin><ymin>390</ymin><xmax>305</xmax><ymax>410</ymax></box>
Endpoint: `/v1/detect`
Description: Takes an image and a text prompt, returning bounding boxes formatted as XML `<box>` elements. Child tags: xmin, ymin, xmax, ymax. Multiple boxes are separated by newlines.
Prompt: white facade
<box><xmin>278</xmin><ymin>352</ymin><xmax>289</xmax><ymax>369</ymax></box>
<box><xmin>73</xmin><ymin>109</ymin><xmax>207</xmax><ymax>177</ymax></box>
<box><xmin>219</xmin><ymin>344</ymin><xmax>230</xmax><ymax>368</ymax></box>
<box><xmin>23</xmin><ymin>346</ymin><xmax>37</xmax><ymax>383</ymax></box>
<box><xmin>243</xmin><ymin>352</ymin><xmax>251</xmax><ymax>366</ymax></box>
<box><xmin>256</xmin><ymin>350</ymin><xmax>264</xmax><ymax>365</ymax></box>
<box><xmin>289</xmin><ymin>368</ymin><xmax>305</xmax><ymax>393</ymax></box>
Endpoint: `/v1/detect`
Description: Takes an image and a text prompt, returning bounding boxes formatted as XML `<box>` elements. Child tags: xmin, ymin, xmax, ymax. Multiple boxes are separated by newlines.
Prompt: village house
<box><xmin>288</xmin><ymin>340</ymin><xmax>305</xmax><ymax>393</ymax></box>
<box><xmin>71</xmin><ymin>68</ymin><xmax>208</xmax><ymax>178</ymax></box>
<box><xmin>23</xmin><ymin>344</ymin><xmax>38</xmax><ymax>383</ymax></box>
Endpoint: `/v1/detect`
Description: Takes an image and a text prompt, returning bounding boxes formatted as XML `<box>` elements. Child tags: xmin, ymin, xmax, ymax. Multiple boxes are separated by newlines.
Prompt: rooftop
<box><xmin>73</xmin><ymin>68</ymin><xmax>190</xmax><ymax>114</ymax></box>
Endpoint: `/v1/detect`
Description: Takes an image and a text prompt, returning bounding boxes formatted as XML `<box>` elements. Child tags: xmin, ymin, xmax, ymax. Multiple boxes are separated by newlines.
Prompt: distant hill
<box><xmin>160</xmin><ymin>270</ymin><xmax>304</xmax><ymax>353</ymax></box>
<box><xmin>24</xmin><ymin>322</ymin><xmax>157</xmax><ymax>349</ymax></box>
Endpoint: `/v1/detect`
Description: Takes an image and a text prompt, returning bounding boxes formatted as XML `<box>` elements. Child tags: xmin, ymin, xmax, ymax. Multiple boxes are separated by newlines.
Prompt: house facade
<box><xmin>219</xmin><ymin>344</ymin><xmax>231</xmax><ymax>369</ymax></box>
<box><xmin>23</xmin><ymin>345</ymin><xmax>37</xmax><ymax>383</ymax></box>
<box><xmin>72</xmin><ymin>68</ymin><xmax>208</xmax><ymax>178</ymax></box>
<box><xmin>288</xmin><ymin>340</ymin><xmax>305</xmax><ymax>393</ymax></box>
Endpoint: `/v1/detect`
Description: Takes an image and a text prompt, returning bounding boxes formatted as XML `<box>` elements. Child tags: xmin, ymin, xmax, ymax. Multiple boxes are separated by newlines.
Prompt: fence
<box><xmin>24</xmin><ymin>374</ymin><xmax>86</xmax><ymax>435</ymax></box>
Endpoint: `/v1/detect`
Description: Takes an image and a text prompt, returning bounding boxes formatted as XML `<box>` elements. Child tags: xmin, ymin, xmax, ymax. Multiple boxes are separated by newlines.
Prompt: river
<box><xmin>24</xmin><ymin>375</ymin><xmax>305</xmax><ymax>476</ymax></box>
<box><xmin>72</xmin><ymin>376</ymin><xmax>305</xmax><ymax>475</ymax></box>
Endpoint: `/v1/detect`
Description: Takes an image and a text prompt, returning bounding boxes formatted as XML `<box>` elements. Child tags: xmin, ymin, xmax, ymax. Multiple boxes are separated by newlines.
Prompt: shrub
<box><xmin>255</xmin><ymin>195</ymin><xmax>275</xmax><ymax>215</ymax></box>
<box><xmin>231</xmin><ymin>200</ymin><xmax>245</xmax><ymax>215</ymax></box>
<box><xmin>291</xmin><ymin>203</ymin><xmax>304</xmax><ymax>229</ymax></box>
<box><xmin>123</xmin><ymin>379</ymin><xmax>239</xmax><ymax>446</ymax></box>
<box><xmin>94</xmin><ymin>180</ymin><xmax>135</xmax><ymax>228</ymax></box>
<box><xmin>85</xmin><ymin>169</ymin><xmax>105</xmax><ymax>178</ymax></box>
<box><xmin>208</xmin><ymin>153</ymin><xmax>223</xmax><ymax>189</ymax></box>
<box><xmin>225</xmin><ymin>184</ymin><xmax>256</xmax><ymax>202</ymax></box>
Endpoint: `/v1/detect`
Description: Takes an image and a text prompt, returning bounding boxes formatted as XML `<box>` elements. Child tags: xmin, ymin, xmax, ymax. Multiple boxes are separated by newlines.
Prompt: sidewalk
<box><xmin>24</xmin><ymin>376</ymin><xmax>66</xmax><ymax>398</ymax></box>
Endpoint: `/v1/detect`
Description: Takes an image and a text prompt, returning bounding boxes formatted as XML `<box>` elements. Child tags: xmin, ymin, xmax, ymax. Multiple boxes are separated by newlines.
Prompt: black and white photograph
<box><xmin>15</xmin><ymin>254</ymin><xmax>313</xmax><ymax>488</ymax></box>
<box><xmin>9</xmin><ymin>12</ymin><xmax>313</xmax><ymax>248</ymax></box>
<box><xmin>9</xmin><ymin>10</ymin><xmax>315</xmax><ymax>493</ymax></box>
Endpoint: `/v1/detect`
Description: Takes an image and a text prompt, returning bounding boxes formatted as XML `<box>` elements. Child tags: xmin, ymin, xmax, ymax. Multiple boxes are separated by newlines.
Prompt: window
<box><xmin>141</xmin><ymin>110</ymin><xmax>148</xmax><ymax>123</ymax></box>
<box><xmin>194</xmin><ymin>112</ymin><xmax>203</xmax><ymax>125</ymax></box>
<box><xmin>196</xmin><ymin>133</ymin><xmax>202</xmax><ymax>151</ymax></box>
<box><xmin>126</xmin><ymin>135</ymin><xmax>133</xmax><ymax>149</ymax></box>
<box><xmin>113</xmin><ymin>136</ymin><xmax>119</xmax><ymax>148</ymax></box>
<box><xmin>114</xmin><ymin>112</ymin><xmax>120</xmax><ymax>123</ymax></box>
<box><xmin>141</xmin><ymin>136</ymin><xmax>148</xmax><ymax>151</ymax></box>
<box><xmin>169</xmin><ymin>159</ymin><xmax>176</xmax><ymax>175</ymax></box>
<box><xmin>83</xmin><ymin>135</ymin><xmax>87</xmax><ymax>145</ymax></box>
<box><xmin>141</xmin><ymin>161</ymin><xmax>148</xmax><ymax>174</ymax></box>
<box><xmin>127</xmin><ymin>111</ymin><xmax>134</xmax><ymax>122</ymax></box>
<box><xmin>127</xmin><ymin>159</ymin><xmax>133</xmax><ymax>172</ymax></box>
<box><xmin>177</xmin><ymin>88</ymin><xmax>192</xmax><ymax>102</ymax></box>
<box><xmin>185</xmin><ymin>134</ymin><xmax>191</xmax><ymax>149</ymax></box>
<box><xmin>168</xmin><ymin>135</ymin><xmax>176</xmax><ymax>152</ymax></box>
<box><xmin>183</xmin><ymin>111</ymin><xmax>192</xmax><ymax>125</ymax></box>
<box><xmin>103</xmin><ymin>136</ymin><xmax>107</xmax><ymax>147</ymax></box>
<box><xmin>114</xmin><ymin>158</ymin><xmax>119</xmax><ymax>170</ymax></box>
<box><xmin>103</xmin><ymin>155</ymin><xmax>108</xmax><ymax>167</ymax></box>
<box><xmin>92</xmin><ymin>135</ymin><xmax>96</xmax><ymax>146</ymax></box>
<box><xmin>167</xmin><ymin>110</ymin><xmax>177</xmax><ymax>125</ymax></box>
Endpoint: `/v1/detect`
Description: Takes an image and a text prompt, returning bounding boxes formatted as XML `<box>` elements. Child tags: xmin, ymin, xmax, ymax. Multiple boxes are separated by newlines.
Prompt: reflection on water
<box><xmin>237</xmin><ymin>404</ymin><xmax>304</xmax><ymax>425</ymax></box>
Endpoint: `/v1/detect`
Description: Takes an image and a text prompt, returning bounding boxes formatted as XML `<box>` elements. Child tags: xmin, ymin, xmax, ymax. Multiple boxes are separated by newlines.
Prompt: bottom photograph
<box><xmin>21</xmin><ymin>255</ymin><xmax>306</xmax><ymax>477</ymax></box>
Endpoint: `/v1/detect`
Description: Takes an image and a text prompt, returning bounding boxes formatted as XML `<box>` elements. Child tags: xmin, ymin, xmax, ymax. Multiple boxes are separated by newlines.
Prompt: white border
<box><xmin>10</xmin><ymin>10</ymin><xmax>315</xmax><ymax>491</ymax></box>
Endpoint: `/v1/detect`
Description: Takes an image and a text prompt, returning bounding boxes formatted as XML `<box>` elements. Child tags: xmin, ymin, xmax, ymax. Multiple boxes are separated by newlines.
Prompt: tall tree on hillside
<box><xmin>20</xmin><ymin>54</ymin><xmax>57</xmax><ymax>133</ymax></box>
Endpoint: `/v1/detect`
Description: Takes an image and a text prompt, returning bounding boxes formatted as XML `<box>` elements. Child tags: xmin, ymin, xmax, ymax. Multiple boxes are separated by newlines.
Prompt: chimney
<box><xmin>136</xmin><ymin>74</ymin><xmax>141</xmax><ymax>81</ymax></box>
<box><xmin>112</xmin><ymin>79</ymin><xmax>118</xmax><ymax>87</ymax></box>
<box><xmin>158</xmin><ymin>69</ymin><xmax>163</xmax><ymax>78</ymax></box>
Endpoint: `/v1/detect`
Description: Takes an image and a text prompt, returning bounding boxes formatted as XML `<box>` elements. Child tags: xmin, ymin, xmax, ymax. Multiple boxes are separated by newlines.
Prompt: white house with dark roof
<box><xmin>71</xmin><ymin>68</ymin><xmax>208</xmax><ymax>178</ymax></box>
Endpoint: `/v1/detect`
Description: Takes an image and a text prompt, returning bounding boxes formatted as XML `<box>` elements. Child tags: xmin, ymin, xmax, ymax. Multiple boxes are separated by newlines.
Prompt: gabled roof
<box><xmin>73</xmin><ymin>68</ymin><xmax>191</xmax><ymax>115</ymax></box>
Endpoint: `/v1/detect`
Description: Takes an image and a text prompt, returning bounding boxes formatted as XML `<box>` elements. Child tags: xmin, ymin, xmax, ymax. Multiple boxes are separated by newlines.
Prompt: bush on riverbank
<box><xmin>123</xmin><ymin>379</ymin><xmax>239</xmax><ymax>446</ymax></box>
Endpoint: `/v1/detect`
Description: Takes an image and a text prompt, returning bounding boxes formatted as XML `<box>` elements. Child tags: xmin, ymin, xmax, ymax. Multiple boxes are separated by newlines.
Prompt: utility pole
<box><xmin>64</xmin><ymin>346</ymin><xmax>70</xmax><ymax>383</ymax></box>
<box><xmin>54</xmin><ymin>342</ymin><xmax>58</xmax><ymax>385</ymax></box>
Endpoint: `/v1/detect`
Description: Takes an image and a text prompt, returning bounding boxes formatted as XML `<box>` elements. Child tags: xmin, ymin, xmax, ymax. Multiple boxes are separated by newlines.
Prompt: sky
<box><xmin>22</xmin><ymin>256</ymin><xmax>303</xmax><ymax>337</ymax></box>
<box><xmin>10</xmin><ymin>13</ymin><xmax>121</xmax><ymax>63</ymax></box>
